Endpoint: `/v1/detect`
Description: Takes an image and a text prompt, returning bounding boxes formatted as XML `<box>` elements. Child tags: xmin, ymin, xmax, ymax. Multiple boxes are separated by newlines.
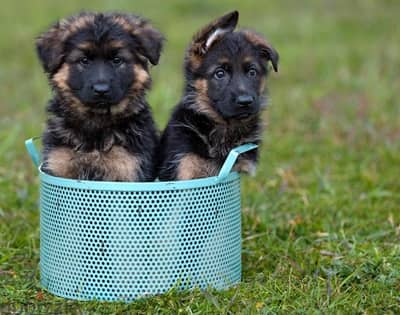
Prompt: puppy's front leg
<box><xmin>233</xmin><ymin>158</ymin><xmax>257</xmax><ymax>176</ymax></box>
<box><xmin>44</xmin><ymin>147</ymin><xmax>78</xmax><ymax>179</ymax></box>
<box><xmin>100</xmin><ymin>146</ymin><xmax>142</xmax><ymax>182</ymax></box>
<box><xmin>232</xmin><ymin>149</ymin><xmax>258</xmax><ymax>176</ymax></box>
<box><xmin>176</xmin><ymin>153</ymin><xmax>219</xmax><ymax>180</ymax></box>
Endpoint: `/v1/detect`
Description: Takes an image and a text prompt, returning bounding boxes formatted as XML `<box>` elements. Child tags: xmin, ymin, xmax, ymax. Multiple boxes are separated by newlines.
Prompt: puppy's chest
<box><xmin>47</xmin><ymin>145</ymin><xmax>140</xmax><ymax>181</ymax></box>
<box><xmin>206</xmin><ymin>124</ymin><xmax>260</xmax><ymax>159</ymax></box>
<box><xmin>67</xmin><ymin>126</ymin><xmax>132</xmax><ymax>152</ymax></box>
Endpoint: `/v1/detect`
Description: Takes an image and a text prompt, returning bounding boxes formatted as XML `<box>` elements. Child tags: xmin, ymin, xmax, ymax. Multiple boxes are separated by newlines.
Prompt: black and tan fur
<box><xmin>36</xmin><ymin>12</ymin><xmax>164</xmax><ymax>181</ymax></box>
<box><xmin>158</xmin><ymin>11</ymin><xmax>279</xmax><ymax>180</ymax></box>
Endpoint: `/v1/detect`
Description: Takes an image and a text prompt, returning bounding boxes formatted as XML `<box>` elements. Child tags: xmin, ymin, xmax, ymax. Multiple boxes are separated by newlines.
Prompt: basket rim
<box><xmin>38</xmin><ymin>164</ymin><xmax>240</xmax><ymax>191</ymax></box>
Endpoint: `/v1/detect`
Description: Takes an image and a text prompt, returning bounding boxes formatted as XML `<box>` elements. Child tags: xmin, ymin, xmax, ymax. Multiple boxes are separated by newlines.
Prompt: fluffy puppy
<box><xmin>36</xmin><ymin>12</ymin><xmax>164</xmax><ymax>181</ymax></box>
<box><xmin>158</xmin><ymin>11</ymin><xmax>278</xmax><ymax>180</ymax></box>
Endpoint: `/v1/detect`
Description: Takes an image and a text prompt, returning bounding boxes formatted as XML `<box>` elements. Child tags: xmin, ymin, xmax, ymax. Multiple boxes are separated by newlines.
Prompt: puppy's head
<box><xmin>36</xmin><ymin>12</ymin><xmax>164</xmax><ymax>114</ymax></box>
<box><xmin>185</xmin><ymin>11</ymin><xmax>278</xmax><ymax>120</ymax></box>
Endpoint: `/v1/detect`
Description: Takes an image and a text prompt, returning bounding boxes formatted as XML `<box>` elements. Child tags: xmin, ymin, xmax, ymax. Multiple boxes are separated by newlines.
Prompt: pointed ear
<box><xmin>191</xmin><ymin>10</ymin><xmax>239</xmax><ymax>56</ymax></box>
<box><xmin>242</xmin><ymin>30</ymin><xmax>279</xmax><ymax>72</ymax></box>
<box><xmin>132</xmin><ymin>25</ymin><xmax>164</xmax><ymax>65</ymax></box>
<box><xmin>36</xmin><ymin>22</ymin><xmax>65</xmax><ymax>74</ymax></box>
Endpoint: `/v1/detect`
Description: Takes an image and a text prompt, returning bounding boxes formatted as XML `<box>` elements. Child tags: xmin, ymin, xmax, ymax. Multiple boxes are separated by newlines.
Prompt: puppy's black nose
<box><xmin>236</xmin><ymin>95</ymin><xmax>254</xmax><ymax>107</ymax></box>
<box><xmin>92</xmin><ymin>83</ymin><xmax>110</xmax><ymax>96</ymax></box>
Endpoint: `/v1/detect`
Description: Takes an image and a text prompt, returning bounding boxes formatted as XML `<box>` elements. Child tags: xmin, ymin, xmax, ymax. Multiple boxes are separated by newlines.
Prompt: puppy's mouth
<box><xmin>96</xmin><ymin>101</ymin><xmax>112</xmax><ymax>108</ymax></box>
<box><xmin>235</xmin><ymin>112</ymin><xmax>252</xmax><ymax>119</ymax></box>
<box><xmin>227</xmin><ymin>109</ymin><xmax>259</xmax><ymax>120</ymax></box>
<box><xmin>84</xmin><ymin>101</ymin><xmax>112</xmax><ymax>109</ymax></box>
<box><xmin>85</xmin><ymin>98</ymin><xmax>119</xmax><ymax>109</ymax></box>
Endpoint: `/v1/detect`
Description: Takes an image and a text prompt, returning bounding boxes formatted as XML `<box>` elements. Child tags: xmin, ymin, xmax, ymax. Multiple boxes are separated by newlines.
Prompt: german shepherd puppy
<box><xmin>36</xmin><ymin>12</ymin><xmax>164</xmax><ymax>181</ymax></box>
<box><xmin>158</xmin><ymin>11</ymin><xmax>278</xmax><ymax>180</ymax></box>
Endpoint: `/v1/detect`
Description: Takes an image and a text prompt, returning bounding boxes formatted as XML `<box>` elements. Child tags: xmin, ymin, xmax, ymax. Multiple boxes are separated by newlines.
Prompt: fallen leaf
<box><xmin>36</xmin><ymin>290</ymin><xmax>44</xmax><ymax>301</ymax></box>
<box><xmin>0</xmin><ymin>270</ymin><xmax>16</xmax><ymax>277</ymax></box>
<box><xmin>256</xmin><ymin>301</ymin><xmax>265</xmax><ymax>310</ymax></box>
<box><xmin>289</xmin><ymin>215</ymin><xmax>303</xmax><ymax>226</ymax></box>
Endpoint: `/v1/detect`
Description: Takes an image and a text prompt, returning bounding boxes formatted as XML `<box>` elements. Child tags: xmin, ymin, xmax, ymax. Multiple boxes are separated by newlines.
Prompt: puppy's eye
<box><xmin>248</xmin><ymin>68</ymin><xmax>257</xmax><ymax>77</ymax></box>
<box><xmin>214</xmin><ymin>69</ymin><xmax>226</xmax><ymax>80</ymax></box>
<box><xmin>79</xmin><ymin>57</ymin><xmax>89</xmax><ymax>66</ymax></box>
<box><xmin>112</xmin><ymin>57</ymin><xmax>123</xmax><ymax>65</ymax></box>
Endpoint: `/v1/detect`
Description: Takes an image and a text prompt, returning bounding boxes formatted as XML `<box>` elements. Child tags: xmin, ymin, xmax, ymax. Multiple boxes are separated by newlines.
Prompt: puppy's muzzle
<box><xmin>232</xmin><ymin>94</ymin><xmax>259</xmax><ymax>118</ymax></box>
<box><xmin>236</xmin><ymin>95</ymin><xmax>255</xmax><ymax>108</ymax></box>
<box><xmin>92</xmin><ymin>83</ymin><xmax>111</xmax><ymax>97</ymax></box>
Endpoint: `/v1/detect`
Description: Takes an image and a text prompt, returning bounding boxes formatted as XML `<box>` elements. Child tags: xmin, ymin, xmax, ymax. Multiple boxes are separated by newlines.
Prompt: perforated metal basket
<box><xmin>25</xmin><ymin>138</ymin><xmax>257</xmax><ymax>302</ymax></box>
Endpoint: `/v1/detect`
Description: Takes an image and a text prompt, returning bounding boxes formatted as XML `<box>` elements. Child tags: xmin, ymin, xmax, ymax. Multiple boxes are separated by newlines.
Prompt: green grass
<box><xmin>1</xmin><ymin>0</ymin><xmax>400</xmax><ymax>314</ymax></box>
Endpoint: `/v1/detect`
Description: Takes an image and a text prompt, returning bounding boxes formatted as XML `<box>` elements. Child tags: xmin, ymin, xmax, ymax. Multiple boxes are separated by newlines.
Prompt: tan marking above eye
<box><xmin>108</xmin><ymin>40</ymin><xmax>126</xmax><ymax>49</ymax></box>
<box><xmin>243</xmin><ymin>56</ymin><xmax>254</xmax><ymax>64</ymax></box>
<box><xmin>217</xmin><ymin>57</ymin><xmax>230</xmax><ymax>64</ymax></box>
<box><xmin>241</xmin><ymin>56</ymin><xmax>259</xmax><ymax>68</ymax></box>
<box><xmin>77</xmin><ymin>42</ymin><xmax>95</xmax><ymax>50</ymax></box>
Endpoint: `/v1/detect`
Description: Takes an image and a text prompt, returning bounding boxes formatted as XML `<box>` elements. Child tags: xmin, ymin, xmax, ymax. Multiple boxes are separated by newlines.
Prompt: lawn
<box><xmin>1</xmin><ymin>0</ymin><xmax>400</xmax><ymax>314</ymax></box>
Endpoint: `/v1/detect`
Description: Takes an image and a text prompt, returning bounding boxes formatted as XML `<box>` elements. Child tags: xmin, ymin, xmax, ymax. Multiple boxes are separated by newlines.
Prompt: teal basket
<box><xmin>25</xmin><ymin>138</ymin><xmax>257</xmax><ymax>302</ymax></box>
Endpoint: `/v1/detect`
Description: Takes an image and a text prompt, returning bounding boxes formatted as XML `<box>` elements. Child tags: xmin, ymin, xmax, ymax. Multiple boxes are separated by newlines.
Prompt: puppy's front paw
<box><xmin>233</xmin><ymin>159</ymin><xmax>257</xmax><ymax>176</ymax></box>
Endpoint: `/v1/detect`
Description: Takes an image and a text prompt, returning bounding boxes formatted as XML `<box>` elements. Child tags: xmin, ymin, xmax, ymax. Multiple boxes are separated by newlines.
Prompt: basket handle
<box><xmin>24</xmin><ymin>137</ymin><xmax>257</xmax><ymax>177</ymax></box>
<box><xmin>216</xmin><ymin>143</ymin><xmax>258</xmax><ymax>182</ymax></box>
<box><xmin>25</xmin><ymin>137</ymin><xmax>41</xmax><ymax>168</ymax></box>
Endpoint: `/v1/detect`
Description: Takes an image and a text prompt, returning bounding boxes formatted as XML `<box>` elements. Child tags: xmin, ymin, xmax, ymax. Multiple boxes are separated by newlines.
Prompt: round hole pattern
<box><xmin>39</xmin><ymin>177</ymin><xmax>241</xmax><ymax>301</ymax></box>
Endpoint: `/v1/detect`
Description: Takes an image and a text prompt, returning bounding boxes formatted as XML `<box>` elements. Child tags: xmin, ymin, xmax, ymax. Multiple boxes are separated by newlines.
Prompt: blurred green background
<box><xmin>1</xmin><ymin>1</ymin><xmax>399</xmax><ymax>314</ymax></box>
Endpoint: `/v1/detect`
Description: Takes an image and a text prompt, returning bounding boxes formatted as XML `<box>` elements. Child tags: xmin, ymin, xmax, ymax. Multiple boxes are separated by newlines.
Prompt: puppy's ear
<box><xmin>117</xmin><ymin>14</ymin><xmax>164</xmax><ymax>65</ymax></box>
<box><xmin>191</xmin><ymin>10</ymin><xmax>239</xmax><ymax>56</ymax></box>
<box><xmin>133</xmin><ymin>25</ymin><xmax>164</xmax><ymax>65</ymax></box>
<box><xmin>261</xmin><ymin>43</ymin><xmax>279</xmax><ymax>72</ymax></box>
<box><xmin>36</xmin><ymin>22</ymin><xmax>65</xmax><ymax>74</ymax></box>
<box><xmin>242</xmin><ymin>30</ymin><xmax>279</xmax><ymax>72</ymax></box>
